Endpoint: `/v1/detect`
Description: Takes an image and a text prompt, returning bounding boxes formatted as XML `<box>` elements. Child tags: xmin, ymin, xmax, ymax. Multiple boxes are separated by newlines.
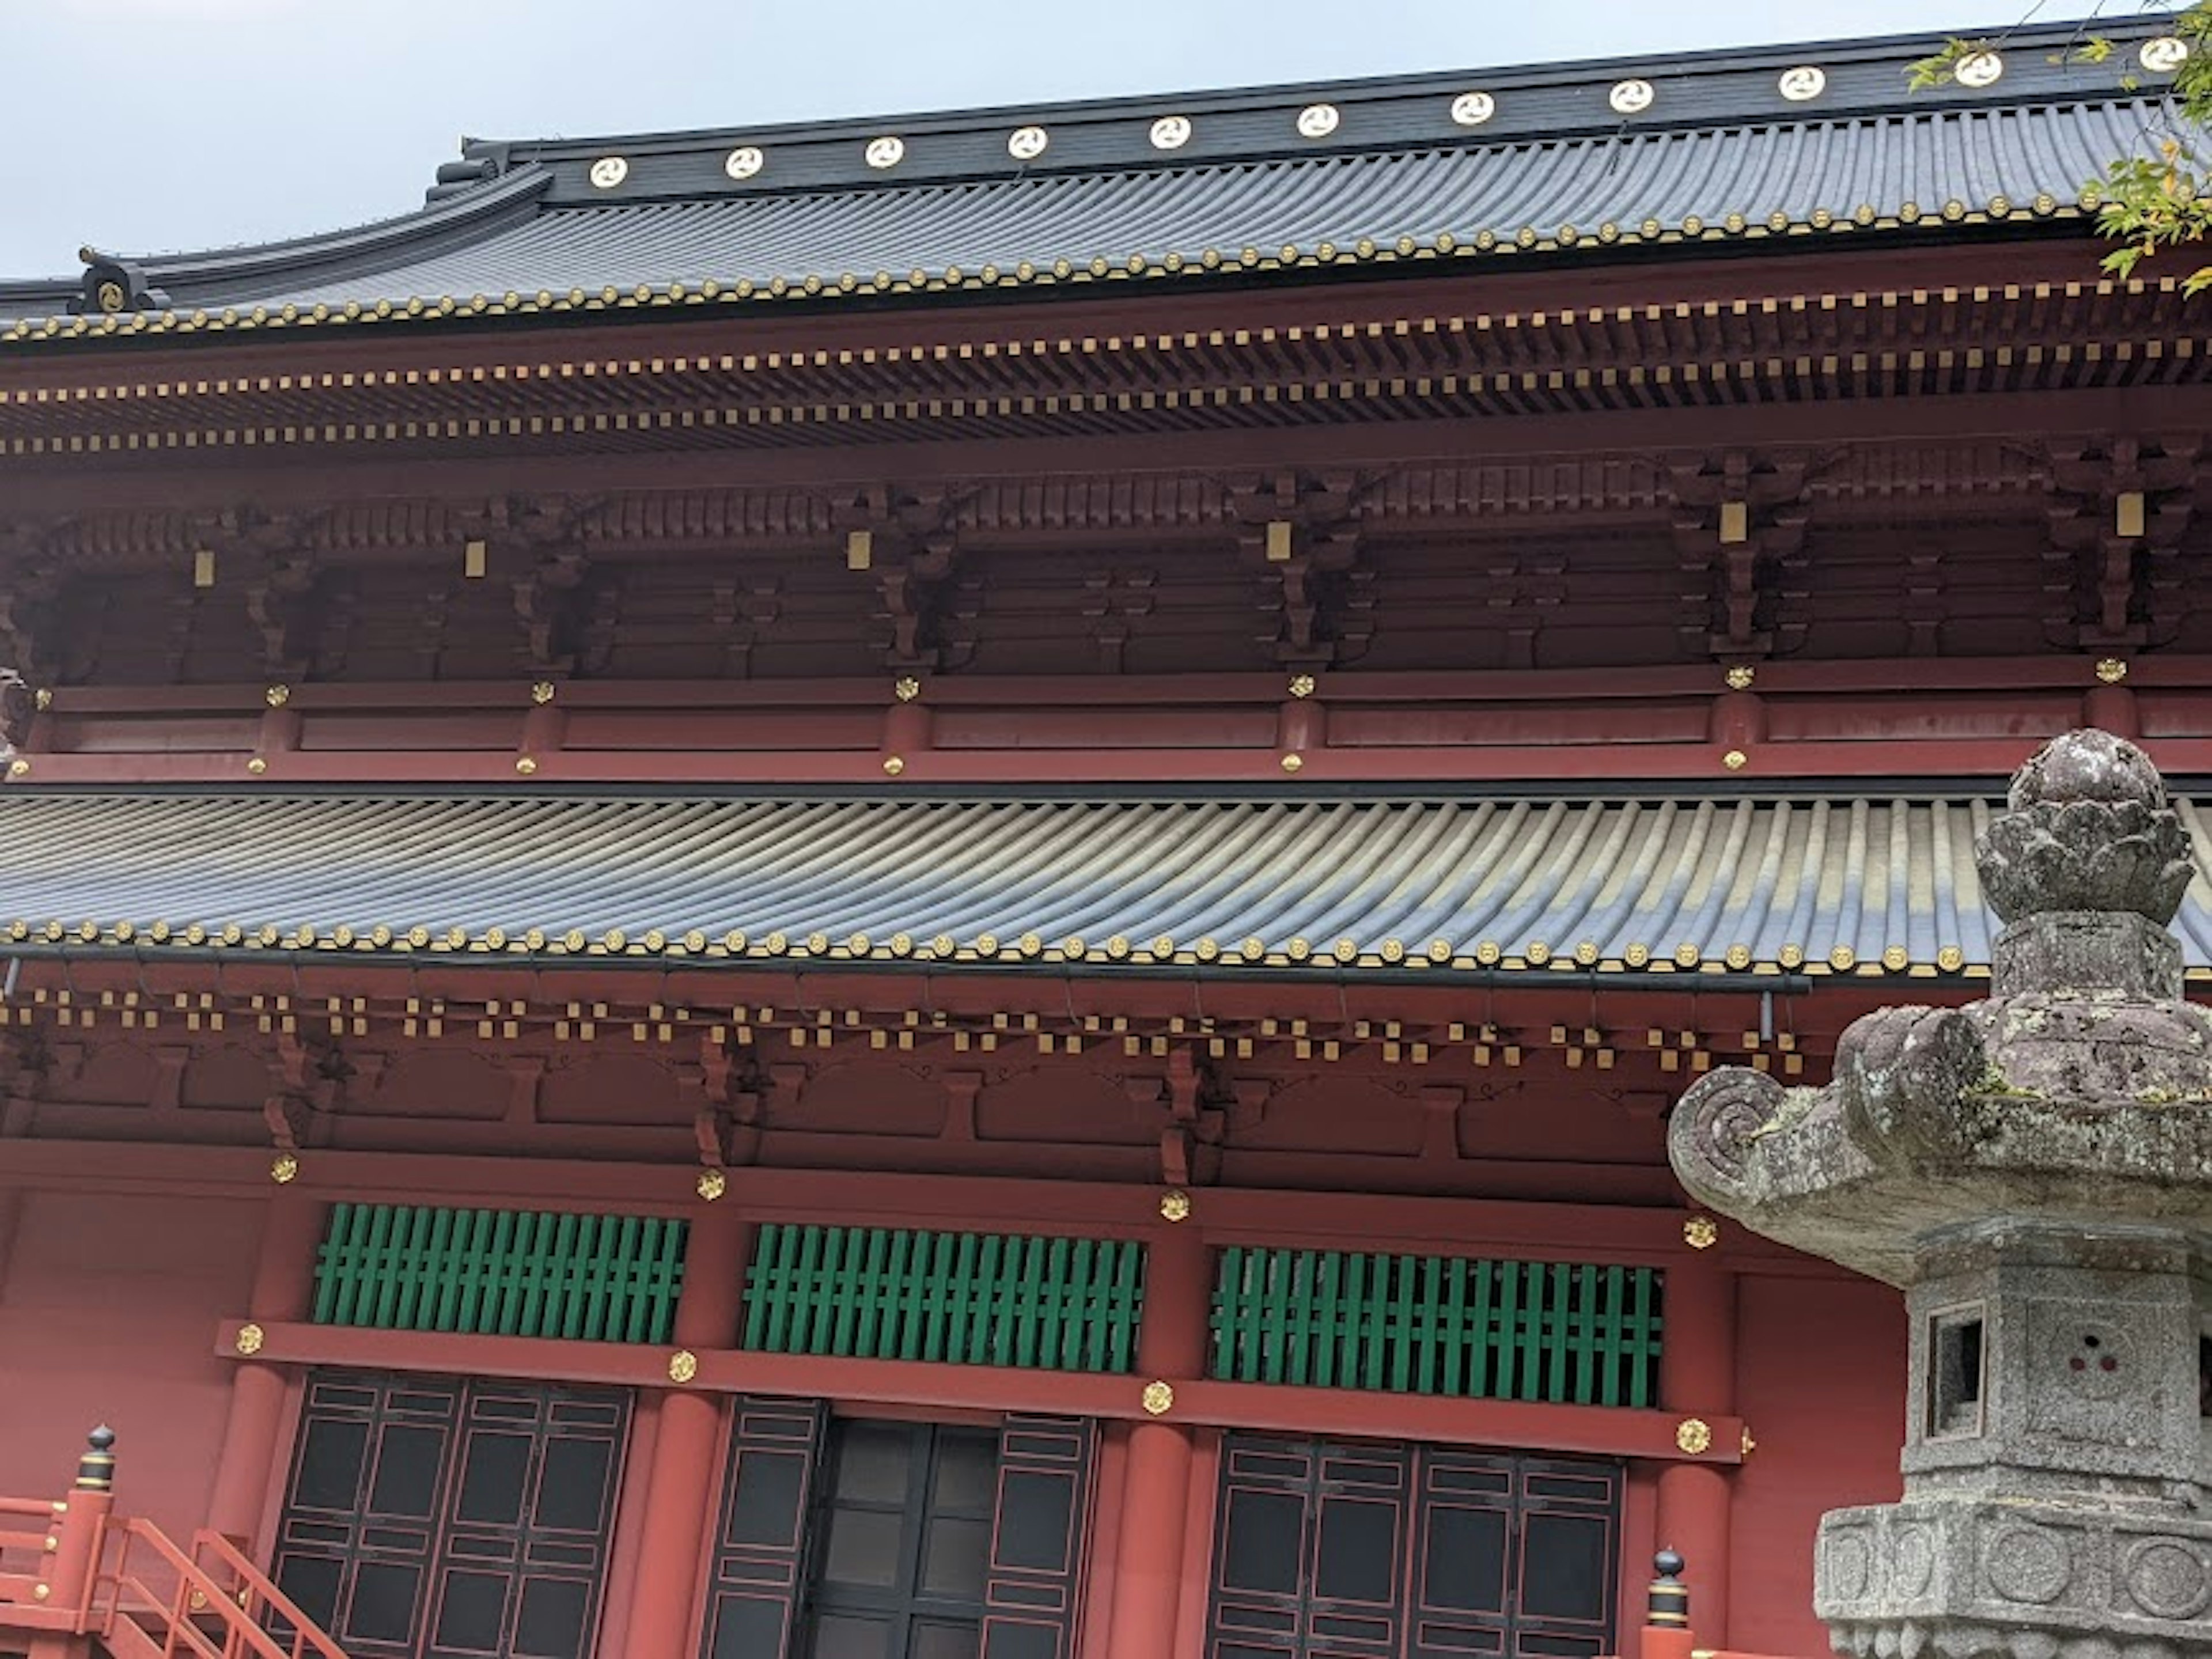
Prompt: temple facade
<box><xmin>0</xmin><ymin>17</ymin><xmax>2208</xmax><ymax>1659</ymax></box>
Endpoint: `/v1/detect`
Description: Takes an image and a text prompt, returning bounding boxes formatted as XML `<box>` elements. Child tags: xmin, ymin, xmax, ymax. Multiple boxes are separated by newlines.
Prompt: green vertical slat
<box><xmin>1111</xmin><ymin>1240</ymin><xmax>1143</xmax><ymax>1373</ymax></box>
<box><xmin>1633</xmin><ymin>1268</ymin><xmax>1661</xmax><ymax>1408</ymax></box>
<box><xmin>1248</xmin><ymin>1249</ymin><xmax>1274</xmax><ymax>1384</ymax></box>
<box><xmin>537</xmin><ymin>1212</ymin><xmax>573</xmax><ymax>1340</ymax></box>
<box><xmin>619</xmin><ymin>1221</ymin><xmax>650</xmax><ymax>1354</ymax></box>
<box><xmin>941</xmin><ymin>1232</ymin><xmax>975</xmax><ymax>1366</ymax></box>
<box><xmin>1282</xmin><ymin>1251</ymin><xmax>1313</xmax><ymax>1388</ymax></box>
<box><xmin>1058</xmin><ymin>1238</ymin><xmax>1089</xmax><ymax>1370</ymax></box>
<box><xmin>1570</xmin><ymin>1264</ymin><xmax>1598</xmax><ymax>1405</ymax></box>
<box><xmin>312</xmin><ymin>1203</ymin><xmax>342</xmax><ymax>1324</ymax></box>
<box><xmin>556</xmin><ymin>1214</ymin><xmax>590</xmax><ymax>1340</ymax></box>
<box><xmin>1212</xmin><ymin>1247</ymin><xmax>1241</xmax><ymax>1380</ymax></box>
<box><xmin>1596</xmin><ymin>1266</ymin><xmax>1626</xmax><ymax>1407</ymax></box>
<box><xmin>622</xmin><ymin>1218</ymin><xmax>657</xmax><ymax>1343</ymax></box>
<box><xmin>816</xmin><ymin>1227</ymin><xmax>850</xmax><ymax>1356</ymax></box>
<box><xmin>1440</xmin><ymin>1256</ymin><xmax>1468</xmax><ymax>1396</ymax></box>
<box><xmin>1078</xmin><ymin>1241</ymin><xmax>1108</xmax><ymax>1372</ymax></box>
<box><xmin>1257</xmin><ymin>1251</ymin><xmax>1287</xmax><ymax>1385</ymax></box>
<box><xmin>791</xmin><ymin>1226</ymin><xmax>827</xmax><ymax>1355</ymax></box>
<box><xmin>592</xmin><ymin>1217</ymin><xmax>629</xmax><ymax>1342</ymax></box>
<box><xmin>418</xmin><ymin>1207</ymin><xmax>457</xmax><ymax>1332</ymax></box>
<box><xmin>961</xmin><ymin>1233</ymin><xmax>994</xmax><ymax>1365</ymax></box>
<box><xmin>315</xmin><ymin>1203</ymin><xmax>351</xmax><ymax>1325</ymax></box>
<box><xmin>509</xmin><ymin>1211</ymin><xmax>544</xmax><ymax>1338</ymax></box>
<box><xmin>1543</xmin><ymin>1263</ymin><xmax>1570</xmax><ymax>1403</ymax></box>
<box><xmin>1414</xmin><ymin>1255</ymin><xmax>1443</xmax><ymax>1396</ymax></box>
<box><xmin>1518</xmin><ymin>1262</ymin><xmax>1546</xmax><ymax>1402</ymax></box>
<box><xmin>851</xmin><ymin>1228</ymin><xmax>888</xmax><ymax>1359</ymax></box>
<box><xmin>452</xmin><ymin>1211</ymin><xmax>488</xmax><ymax>1334</ymax></box>
<box><xmin>1038</xmin><ymin>1237</ymin><xmax>1070</xmax><ymax>1369</ymax></box>
<box><xmin>652</xmin><ymin>1217</ymin><xmax>687</xmax><ymax>1343</ymax></box>
<box><xmin>1313</xmin><ymin>1252</ymin><xmax>1343</xmax><ymax>1388</ymax></box>
<box><xmin>1007</xmin><ymin>1237</ymin><xmax>1037</xmax><ymax>1369</ymax></box>
<box><xmin>363</xmin><ymin>1206</ymin><xmax>401</xmax><ymax>1328</ymax></box>
<box><xmin>1360</xmin><ymin>1254</ymin><xmax>1389</xmax><ymax>1392</ymax></box>
<box><xmin>339</xmin><ymin>1202</ymin><xmax>373</xmax><ymax>1327</ymax></box>
<box><xmin>479</xmin><ymin>1209</ymin><xmax>513</xmax><ymax>1335</ymax></box>
<box><xmin>1338</xmin><ymin>1253</ymin><xmax>1367</xmax><ymax>1388</ymax></box>
<box><xmin>742</xmin><ymin>1223</ymin><xmax>778</xmax><ymax>1350</ymax></box>
<box><xmin>1389</xmin><ymin>1255</ymin><xmax>1417</xmax><ymax>1393</ymax></box>
<box><xmin>1478</xmin><ymin>1265</ymin><xmax>1513</xmax><ymax>1397</ymax></box>
<box><xmin>590</xmin><ymin>1213</ymin><xmax>621</xmax><ymax>1341</ymax></box>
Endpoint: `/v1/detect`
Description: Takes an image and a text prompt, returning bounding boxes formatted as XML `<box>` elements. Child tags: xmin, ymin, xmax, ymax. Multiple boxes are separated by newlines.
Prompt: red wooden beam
<box><xmin>209</xmin><ymin>1320</ymin><xmax>1744</xmax><ymax>1465</ymax></box>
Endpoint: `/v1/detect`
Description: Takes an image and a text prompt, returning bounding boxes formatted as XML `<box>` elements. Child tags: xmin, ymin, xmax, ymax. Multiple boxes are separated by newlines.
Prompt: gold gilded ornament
<box><xmin>515</xmin><ymin>756</ymin><xmax>538</xmax><ymax>775</ymax></box>
<box><xmin>697</xmin><ymin>1168</ymin><xmax>728</xmax><ymax>1202</ymax></box>
<box><xmin>270</xmin><ymin>1153</ymin><xmax>299</xmax><ymax>1185</ymax></box>
<box><xmin>2094</xmin><ymin>658</ymin><xmax>2128</xmax><ymax>684</ymax></box>
<box><xmin>531</xmin><ymin>681</ymin><xmax>557</xmax><ymax>704</ymax></box>
<box><xmin>1141</xmin><ymin>1380</ymin><xmax>1175</xmax><ymax>1416</ymax></box>
<box><xmin>1722</xmin><ymin>750</ymin><xmax>1748</xmax><ymax>771</ymax></box>
<box><xmin>1724</xmin><ymin>665</ymin><xmax>1755</xmax><ymax>690</ymax></box>
<box><xmin>264</xmin><ymin>684</ymin><xmax>290</xmax><ymax>707</ymax></box>
<box><xmin>1159</xmin><ymin>1189</ymin><xmax>1192</xmax><ymax>1222</ymax></box>
<box><xmin>668</xmin><ymin>1350</ymin><xmax>699</xmax><ymax>1384</ymax></box>
<box><xmin>894</xmin><ymin>676</ymin><xmax>922</xmax><ymax>702</ymax></box>
<box><xmin>235</xmin><ymin>1323</ymin><xmax>266</xmax><ymax>1357</ymax></box>
<box><xmin>882</xmin><ymin>755</ymin><xmax>906</xmax><ymax>776</ymax></box>
<box><xmin>1287</xmin><ymin>674</ymin><xmax>1316</xmax><ymax>698</ymax></box>
<box><xmin>1676</xmin><ymin>1417</ymin><xmax>1713</xmax><ymax>1455</ymax></box>
<box><xmin>1683</xmin><ymin>1215</ymin><xmax>1719</xmax><ymax>1250</ymax></box>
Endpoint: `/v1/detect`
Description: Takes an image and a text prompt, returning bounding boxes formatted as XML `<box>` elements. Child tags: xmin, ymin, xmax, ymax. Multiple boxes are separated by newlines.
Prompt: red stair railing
<box><xmin>0</xmin><ymin>1429</ymin><xmax>347</xmax><ymax>1659</ymax></box>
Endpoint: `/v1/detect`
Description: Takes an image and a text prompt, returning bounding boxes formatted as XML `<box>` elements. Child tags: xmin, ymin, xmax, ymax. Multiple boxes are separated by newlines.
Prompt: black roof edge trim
<box><xmin>0</xmin><ymin>941</ymin><xmax>1821</xmax><ymax>996</ymax></box>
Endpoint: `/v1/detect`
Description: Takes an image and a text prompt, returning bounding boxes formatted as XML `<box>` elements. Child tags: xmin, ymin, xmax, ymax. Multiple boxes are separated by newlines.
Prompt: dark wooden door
<box><xmin>1205</xmin><ymin>1435</ymin><xmax>1621</xmax><ymax>1659</ymax></box>
<box><xmin>698</xmin><ymin>1406</ymin><xmax>1099</xmax><ymax>1659</ymax></box>
<box><xmin>271</xmin><ymin>1370</ymin><xmax>630</xmax><ymax>1659</ymax></box>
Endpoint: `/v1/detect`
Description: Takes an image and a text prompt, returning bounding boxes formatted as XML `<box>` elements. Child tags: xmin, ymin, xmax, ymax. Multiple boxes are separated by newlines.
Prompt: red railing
<box><xmin>0</xmin><ymin>1430</ymin><xmax>347</xmax><ymax>1659</ymax></box>
<box><xmin>96</xmin><ymin>1522</ymin><xmax>347</xmax><ymax>1659</ymax></box>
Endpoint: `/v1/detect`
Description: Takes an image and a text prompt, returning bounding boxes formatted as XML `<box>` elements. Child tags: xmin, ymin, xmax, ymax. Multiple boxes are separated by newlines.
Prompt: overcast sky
<box><xmin>2</xmin><ymin>0</ymin><xmax>2110</xmax><ymax>277</ymax></box>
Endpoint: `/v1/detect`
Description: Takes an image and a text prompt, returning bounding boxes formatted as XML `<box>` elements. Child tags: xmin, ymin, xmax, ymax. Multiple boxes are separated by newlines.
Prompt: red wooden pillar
<box><xmin>206</xmin><ymin>1190</ymin><xmax>327</xmax><ymax>1547</ymax></box>
<box><xmin>1103</xmin><ymin>1215</ymin><xmax>1211</xmax><ymax>1659</ymax></box>
<box><xmin>612</xmin><ymin>1206</ymin><xmax>753</xmax><ymax>1659</ymax></box>
<box><xmin>1655</xmin><ymin>1252</ymin><xmax>1735</xmax><ymax>1646</ymax></box>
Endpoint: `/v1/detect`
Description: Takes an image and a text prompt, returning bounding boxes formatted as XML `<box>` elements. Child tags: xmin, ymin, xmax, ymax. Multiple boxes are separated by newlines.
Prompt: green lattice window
<box><xmin>742</xmin><ymin>1225</ymin><xmax>1145</xmax><ymax>1373</ymax></box>
<box><xmin>1212</xmin><ymin>1248</ymin><xmax>1662</xmax><ymax>1407</ymax></box>
<box><xmin>312</xmin><ymin>1203</ymin><xmax>687</xmax><ymax>1344</ymax></box>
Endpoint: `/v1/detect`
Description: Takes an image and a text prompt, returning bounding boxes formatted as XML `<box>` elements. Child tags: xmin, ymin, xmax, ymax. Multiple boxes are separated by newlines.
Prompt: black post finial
<box><xmin>74</xmin><ymin>1426</ymin><xmax>116</xmax><ymax>1491</ymax></box>
<box><xmin>1648</xmin><ymin>1548</ymin><xmax>1689</xmax><ymax>1627</ymax></box>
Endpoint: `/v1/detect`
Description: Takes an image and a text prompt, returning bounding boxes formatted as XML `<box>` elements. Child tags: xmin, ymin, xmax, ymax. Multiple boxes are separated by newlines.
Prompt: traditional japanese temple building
<box><xmin>2</xmin><ymin>16</ymin><xmax>2209</xmax><ymax>1659</ymax></box>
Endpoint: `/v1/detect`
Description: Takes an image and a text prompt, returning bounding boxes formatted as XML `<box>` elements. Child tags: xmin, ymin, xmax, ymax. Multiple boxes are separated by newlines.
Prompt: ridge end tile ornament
<box><xmin>1669</xmin><ymin>729</ymin><xmax>2212</xmax><ymax>1659</ymax></box>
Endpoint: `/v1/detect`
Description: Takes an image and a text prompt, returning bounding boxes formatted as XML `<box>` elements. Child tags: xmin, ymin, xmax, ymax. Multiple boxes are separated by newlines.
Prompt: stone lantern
<box><xmin>1669</xmin><ymin>729</ymin><xmax>2212</xmax><ymax>1659</ymax></box>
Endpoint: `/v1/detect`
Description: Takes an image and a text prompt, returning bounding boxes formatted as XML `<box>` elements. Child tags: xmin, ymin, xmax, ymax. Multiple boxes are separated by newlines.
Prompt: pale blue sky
<box><xmin>1</xmin><ymin>0</ymin><xmax>2110</xmax><ymax>276</ymax></box>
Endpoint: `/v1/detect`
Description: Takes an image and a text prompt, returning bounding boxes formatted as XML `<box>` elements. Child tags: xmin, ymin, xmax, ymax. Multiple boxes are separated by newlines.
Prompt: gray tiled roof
<box><xmin>0</xmin><ymin>20</ymin><xmax>2183</xmax><ymax>339</ymax></box>
<box><xmin>8</xmin><ymin>791</ymin><xmax>2212</xmax><ymax>977</ymax></box>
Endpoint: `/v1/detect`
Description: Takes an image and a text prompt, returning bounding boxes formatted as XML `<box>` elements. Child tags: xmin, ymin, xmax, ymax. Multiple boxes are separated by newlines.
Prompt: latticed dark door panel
<box><xmin>1205</xmin><ymin>1435</ymin><xmax>1620</xmax><ymax>1659</ymax></box>
<box><xmin>272</xmin><ymin>1373</ymin><xmax>463</xmax><ymax>1659</ymax></box>
<box><xmin>425</xmin><ymin>1384</ymin><xmax>629</xmax><ymax>1659</ymax></box>
<box><xmin>980</xmin><ymin>1416</ymin><xmax>1096</xmax><ymax>1659</ymax></box>
<box><xmin>698</xmin><ymin>1397</ymin><xmax>832</xmax><ymax>1659</ymax></box>
<box><xmin>272</xmin><ymin>1371</ymin><xmax>630</xmax><ymax>1659</ymax></box>
<box><xmin>1406</xmin><ymin>1453</ymin><xmax>1618</xmax><ymax>1659</ymax></box>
